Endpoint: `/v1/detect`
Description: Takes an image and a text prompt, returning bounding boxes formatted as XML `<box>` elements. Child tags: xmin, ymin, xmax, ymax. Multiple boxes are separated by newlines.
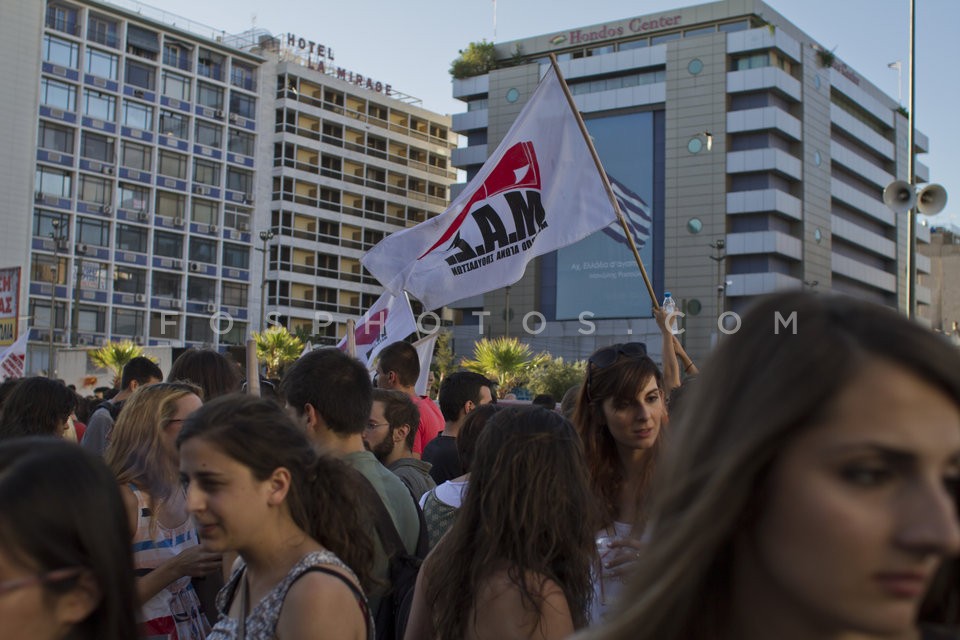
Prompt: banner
<box><xmin>411</xmin><ymin>332</ymin><xmax>439</xmax><ymax>397</ymax></box>
<box><xmin>336</xmin><ymin>292</ymin><xmax>417</xmax><ymax>366</ymax></box>
<box><xmin>0</xmin><ymin>330</ymin><xmax>28</xmax><ymax>380</ymax></box>
<box><xmin>362</xmin><ymin>65</ymin><xmax>618</xmax><ymax>310</ymax></box>
<box><xmin>0</xmin><ymin>267</ymin><xmax>21</xmax><ymax>346</ymax></box>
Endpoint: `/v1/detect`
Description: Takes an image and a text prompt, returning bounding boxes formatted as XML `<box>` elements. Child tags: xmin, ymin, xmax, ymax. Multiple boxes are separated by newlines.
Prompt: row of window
<box><xmin>45</xmin><ymin>5</ymin><xmax>257</xmax><ymax>89</ymax></box>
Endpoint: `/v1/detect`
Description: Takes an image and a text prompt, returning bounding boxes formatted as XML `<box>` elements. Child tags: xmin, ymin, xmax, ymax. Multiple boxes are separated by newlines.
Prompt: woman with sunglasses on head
<box><xmin>106</xmin><ymin>381</ymin><xmax>221</xmax><ymax>639</ymax></box>
<box><xmin>581</xmin><ymin>291</ymin><xmax>960</xmax><ymax>640</ymax></box>
<box><xmin>0</xmin><ymin>438</ymin><xmax>139</xmax><ymax>640</ymax></box>
<box><xmin>572</xmin><ymin>336</ymin><xmax>668</xmax><ymax>623</ymax></box>
<box><xmin>178</xmin><ymin>394</ymin><xmax>375</xmax><ymax>640</ymax></box>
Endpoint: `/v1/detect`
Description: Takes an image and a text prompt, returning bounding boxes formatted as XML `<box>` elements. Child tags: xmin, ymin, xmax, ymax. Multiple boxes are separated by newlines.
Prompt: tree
<box><xmin>254</xmin><ymin>326</ymin><xmax>304</xmax><ymax>378</ymax></box>
<box><xmin>89</xmin><ymin>340</ymin><xmax>148</xmax><ymax>388</ymax></box>
<box><xmin>527</xmin><ymin>356</ymin><xmax>587</xmax><ymax>400</ymax></box>
<box><xmin>430</xmin><ymin>331</ymin><xmax>456</xmax><ymax>394</ymax></box>
<box><xmin>460</xmin><ymin>337</ymin><xmax>549</xmax><ymax>398</ymax></box>
<box><xmin>449</xmin><ymin>40</ymin><xmax>497</xmax><ymax>79</ymax></box>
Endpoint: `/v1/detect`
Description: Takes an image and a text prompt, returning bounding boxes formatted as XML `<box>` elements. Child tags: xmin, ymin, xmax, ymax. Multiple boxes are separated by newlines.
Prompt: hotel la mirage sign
<box><xmin>285</xmin><ymin>33</ymin><xmax>395</xmax><ymax>97</ymax></box>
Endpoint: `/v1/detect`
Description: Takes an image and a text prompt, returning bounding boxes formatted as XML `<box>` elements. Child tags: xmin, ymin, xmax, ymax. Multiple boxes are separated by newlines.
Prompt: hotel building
<box><xmin>446</xmin><ymin>0</ymin><xmax>931</xmax><ymax>363</ymax></box>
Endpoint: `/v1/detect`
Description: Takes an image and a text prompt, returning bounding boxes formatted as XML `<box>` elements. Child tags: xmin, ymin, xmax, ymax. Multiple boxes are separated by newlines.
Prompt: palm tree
<box><xmin>89</xmin><ymin>340</ymin><xmax>148</xmax><ymax>388</ymax></box>
<box><xmin>254</xmin><ymin>325</ymin><xmax>304</xmax><ymax>378</ymax></box>
<box><xmin>460</xmin><ymin>337</ymin><xmax>549</xmax><ymax>398</ymax></box>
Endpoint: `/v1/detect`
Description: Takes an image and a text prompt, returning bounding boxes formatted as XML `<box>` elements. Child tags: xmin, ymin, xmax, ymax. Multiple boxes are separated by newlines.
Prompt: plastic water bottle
<box><xmin>662</xmin><ymin>292</ymin><xmax>678</xmax><ymax>333</ymax></box>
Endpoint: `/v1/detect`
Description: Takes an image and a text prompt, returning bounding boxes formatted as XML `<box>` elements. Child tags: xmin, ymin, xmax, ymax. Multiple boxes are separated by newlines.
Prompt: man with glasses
<box><xmin>364</xmin><ymin>389</ymin><xmax>436</xmax><ymax>500</ymax></box>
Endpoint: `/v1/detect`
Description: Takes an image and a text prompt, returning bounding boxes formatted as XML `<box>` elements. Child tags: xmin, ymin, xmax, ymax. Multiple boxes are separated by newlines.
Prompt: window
<box><xmin>222</xmin><ymin>243</ymin><xmax>249</xmax><ymax>269</ymax></box>
<box><xmin>193</xmin><ymin>159</ymin><xmax>220</xmax><ymax>186</ymax></box>
<box><xmin>195</xmin><ymin>121</ymin><xmax>222</xmax><ymax>148</ymax></box>
<box><xmin>226</xmin><ymin>168</ymin><xmax>252</xmax><ymax>194</ymax></box>
<box><xmin>77</xmin><ymin>217</ymin><xmax>110</xmax><ymax>246</ymax></box>
<box><xmin>40</xmin><ymin>78</ymin><xmax>77</xmax><ymax>111</ymax></box>
<box><xmin>150</xmin><ymin>311</ymin><xmax>179</xmax><ymax>339</ymax></box>
<box><xmin>186</xmin><ymin>276</ymin><xmax>216</xmax><ymax>301</ymax></box>
<box><xmin>122</xmin><ymin>100</ymin><xmax>153</xmax><ymax>130</ymax></box>
<box><xmin>78</xmin><ymin>175</ymin><xmax>111</xmax><ymax>205</ymax></box>
<box><xmin>155</xmin><ymin>191</ymin><xmax>185</xmax><ymax>218</ymax></box>
<box><xmin>35</xmin><ymin>167</ymin><xmax>72</xmax><ymax>198</ymax></box>
<box><xmin>83</xmin><ymin>89</ymin><xmax>115</xmax><ymax>121</ymax></box>
<box><xmin>118</xmin><ymin>183</ymin><xmax>148</xmax><ymax>211</ymax></box>
<box><xmin>158</xmin><ymin>151</ymin><xmax>187</xmax><ymax>179</ymax></box>
<box><xmin>159</xmin><ymin>110</ymin><xmax>189</xmax><ymax>139</ymax></box>
<box><xmin>228</xmin><ymin>129</ymin><xmax>254</xmax><ymax>156</ymax></box>
<box><xmin>222</xmin><ymin>282</ymin><xmax>247</xmax><ymax>307</ymax></box>
<box><xmin>197</xmin><ymin>82</ymin><xmax>223</xmax><ymax>110</ymax></box>
<box><xmin>43</xmin><ymin>35</ymin><xmax>78</xmax><ymax>68</ymax></box>
<box><xmin>116</xmin><ymin>224</ymin><xmax>146</xmax><ymax>253</ymax></box>
<box><xmin>197</xmin><ymin>49</ymin><xmax>224</xmax><ymax>81</ymax></box>
<box><xmin>112</xmin><ymin>309</ymin><xmax>143</xmax><ymax>335</ymax></box>
<box><xmin>154</xmin><ymin>231</ymin><xmax>183</xmax><ymax>258</ymax></box>
<box><xmin>80</xmin><ymin>132</ymin><xmax>114</xmax><ymax>162</ymax></box>
<box><xmin>125</xmin><ymin>60</ymin><xmax>156</xmax><ymax>90</ymax></box>
<box><xmin>85</xmin><ymin>48</ymin><xmax>118</xmax><ymax>80</ymax></box>
<box><xmin>224</xmin><ymin>206</ymin><xmax>251</xmax><ymax>231</ymax></box>
<box><xmin>38</xmin><ymin>122</ymin><xmax>74</xmax><ymax>154</ymax></box>
<box><xmin>229</xmin><ymin>92</ymin><xmax>256</xmax><ymax>119</ymax></box>
<box><xmin>162</xmin><ymin>41</ymin><xmax>191</xmax><ymax>71</ymax></box>
<box><xmin>153</xmin><ymin>271</ymin><xmax>181</xmax><ymax>297</ymax></box>
<box><xmin>191</xmin><ymin>199</ymin><xmax>218</xmax><ymax>225</ymax></box>
<box><xmin>126</xmin><ymin>25</ymin><xmax>159</xmax><ymax>60</ymax></box>
<box><xmin>32</xmin><ymin>255</ymin><xmax>67</xmax><ymax>289</ymax></box>
<box><xmin>45</xmin><ymin>3</ymin><xmax>79</xmax><ymax>35</ymax></box>
<box><xmin>33</xmin><ymin>210</ymin><xmax>69</xmax><ymax>238</ymax></box>
<box><xmin>161</xmin><ymin>71</ymin><xmax>191</xmax><ymax>102</ymax></box>
<box><xmin>185</xmin><ymin>316</ymin><xmax>214</xmax><ymax>343</ymax></box>
<box><xmin>87</xmin><ymin>15</ymin><xmax>118</xmax><ymax>48</ymax></box>
<box><xmin>230</xmin><ymin>62</ymin><xmax>256</xmax><ymax>91</ymax></box>
<box><xmin>113</xmin><ymin>267</ymin><xmax>145</xmax><ymax>294</ymax></box>
<box><xmin>121</xmin><ymin>142</ymin><xmax>151</xmax><ymax>171</ymax></box>
<box><xmin>189</xmin><ymin>237</ymin><xmax>217</xmax><ymax>263</ymax></box>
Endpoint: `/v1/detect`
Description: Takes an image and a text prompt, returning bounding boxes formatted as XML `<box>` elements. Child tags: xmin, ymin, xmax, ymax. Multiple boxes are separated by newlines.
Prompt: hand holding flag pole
<box><xmin>548</xmin><ymin>54</ymin><xmax>659</xmax><ymax>310</ymax></box>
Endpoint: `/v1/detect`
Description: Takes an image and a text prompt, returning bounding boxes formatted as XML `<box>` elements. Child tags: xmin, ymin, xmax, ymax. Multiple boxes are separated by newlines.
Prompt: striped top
<box><xmin>129</xmin><ymin>484</ymin><xmax>210</xmax><ymax>640</ymax></box>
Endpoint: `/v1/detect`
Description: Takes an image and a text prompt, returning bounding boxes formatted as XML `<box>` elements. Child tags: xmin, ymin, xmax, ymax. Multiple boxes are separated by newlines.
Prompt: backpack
<box><xmin>358</xmin><ymin>477</ymin><xmax>429</xmax><ymax>640</ymax></box>
<box><xmin>95</xmin><ymin>399</ymin><xmax>124</xmax><ymax>421</ymax></box>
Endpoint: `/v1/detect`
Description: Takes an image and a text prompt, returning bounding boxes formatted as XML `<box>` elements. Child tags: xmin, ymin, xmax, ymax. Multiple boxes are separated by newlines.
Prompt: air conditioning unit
<box><xmin>102</xmin><ymin>166</ymin><xmax>114</xmax><ymax>175</ymax></box>
<box><xmin>102</xmin><ymin>205</ymin><xmax>112</xmax><ymax>214</ymax></box>
<box><xmin>173</xmin><ymin>217</ymin><xmax>184</xmax><ymax>226</ymax></box>
<box><xmin>134</xmin><ymin>293</ymin><xmax>146</xmax><ymax>303</ymax></box>
<box><xmin>137</xmin><ymin>212</ymin><xmax>149</xmax><ymax>222</ymax></box>
<box><xmin>94</xmin><ymin>336</ymin><xmax>105</xmax><ymax>346</ymax></box>
<box><xmin>34</xmin><ymin>192</ymin><xmax>43</xmax><ymax>202</ymax></box>
<box><xmin>78</xmin><ymin>336</ymin><xmax>90</xmax><ymax>345</ymax></box>
<box><xmin>208</xmin><ymin>225</ymin><xmax>218</xmax><ymax>234</ymax></box>
<box><xmin>237</xmin><ymin>222</ymin><xmax>249</xmax><ymax>231</ymax></box>
<box><xmin>133</xmin><ymin>89</ymin><xmax>145</xmax><ymax>97</ymax></box>
<box><xmin>205</xmin><ymin>302</ymin><xmax>217</xmax><ymax>313</ymax></box>
<box><xmin>189</xmin><ymin>262</ymin><xmax>202</xmax><ymax>272</ymax></box>
<box><xmin>243</xmin><ymin>194</ymin><xmax>254</xmax><ymax>204</ymax></box>
<box><xmin>229</xmin><ymin>113</ymin><xmax>240</xmax><ymax>123</ymax></box>
<box><xmin>55</xmin><ymin>334</ymin><xmax>67</xmax><ymax>343</ymax></box>
<box><xmin>214</xmin><ymin>109</ymin><xmax>224</xmax><ymax>118</ymax></box>
<box><xmin>134</xmin><ymin>336</ymin><xmax>144</xmax><ymax>345</ymax></box>
<box><xmin>171</xmin><ymin>259</ymin><xmax>183</xmax><ymax>270</ymax></box>
<box><xmin>76</xmin><ymin>243</ymin><xmax>89</xmax><ymax>254</ymax></box>
<box><xmin>193</xmin><ymin>185</ymin><xmax>206</xmax><ymax>195</ymax></box>
<box><xmin>170</xmin><ymin>299</ymin><xmax>182</xmax><ymax>310</ymax></box>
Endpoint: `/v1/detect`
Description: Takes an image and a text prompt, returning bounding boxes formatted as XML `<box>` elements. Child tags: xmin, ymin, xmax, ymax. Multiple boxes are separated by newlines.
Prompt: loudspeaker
<box><xmin>883</xmin><ymin>180</ymin><xmax>916</xmax><ymax>214</ymax></box>
<box><xmin>917</xmin><ymin>184</ymin><xmax>947</xmax><ymax>216</ymax></box>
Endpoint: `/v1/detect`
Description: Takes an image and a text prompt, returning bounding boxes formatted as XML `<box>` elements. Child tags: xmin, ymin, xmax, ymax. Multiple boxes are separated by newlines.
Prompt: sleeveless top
<box><xmin>129</xmin><ymin>484</ymin><xmax>210</xmax><ymax>640</ymax></box>
<box><xmin>422</xmin><ymin>488</ymin><xmax>459</xmax><ymax>550</ymax></box>
<box><xmin>208</xmin><ymin>550</ymin><xmax>374</xmax><ymax>640</ymax></box>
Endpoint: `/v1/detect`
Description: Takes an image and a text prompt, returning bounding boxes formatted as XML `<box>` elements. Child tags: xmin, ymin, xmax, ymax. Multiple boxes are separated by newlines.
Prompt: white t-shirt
<box><xmin>419</xmin><ymin>478</ymin><xmax>469</xmax><ymax>509</ymax></box>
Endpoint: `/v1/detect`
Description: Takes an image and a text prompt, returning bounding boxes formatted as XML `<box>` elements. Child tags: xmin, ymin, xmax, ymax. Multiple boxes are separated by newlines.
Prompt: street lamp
<box><xmin>71</xmin><ymin>242</ymin><xmax>88</xmax><ymax>347</ymax></box>
<box><xmin>882</xmin><ymin>0</ymin><xmax>948</xmax><ymax>318</ymax></box>
<box><xmin>47</xmin><ymin>219</ymin><xmax>67</xmax><ymax>378</ymax></box>
<box><xmin>257</xmin><ymin>229</ymin><xmax>275</xmax><ymax>331</ymax></box>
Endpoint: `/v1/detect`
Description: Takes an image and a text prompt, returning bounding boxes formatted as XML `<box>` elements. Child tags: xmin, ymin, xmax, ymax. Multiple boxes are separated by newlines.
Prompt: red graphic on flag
<box><xmin>419</xmin><ymin>141</ymin><xmax>541</xmax><ymax>259</ymax></box>
<box><xmin>355</xmin><ymin>309</ymin><xmax>388</xmax><ymax>346</ymax></box>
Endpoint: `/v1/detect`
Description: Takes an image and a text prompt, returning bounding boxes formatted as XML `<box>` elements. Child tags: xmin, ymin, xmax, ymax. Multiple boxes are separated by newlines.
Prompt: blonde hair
<box><xmin>106</xmin><ymin>382</ymin><xmax>201</xmax><ymax>513</ymax></box>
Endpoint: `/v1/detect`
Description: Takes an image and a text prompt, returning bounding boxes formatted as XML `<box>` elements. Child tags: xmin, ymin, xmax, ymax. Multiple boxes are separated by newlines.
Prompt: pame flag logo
<box><xmin>419</xmin><ymin>141</ymin><xmax>549</xmax><ymax>276</ymax></box>
<box><xmin>356</xmin><ymin>308</ymin><xmax>389</xmax><ymax>347</ymax></box>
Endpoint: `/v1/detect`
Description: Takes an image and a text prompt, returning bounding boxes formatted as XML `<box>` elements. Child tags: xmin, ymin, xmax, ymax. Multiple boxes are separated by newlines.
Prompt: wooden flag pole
<box><xmin>245</xmin><ymin>338</ymin><xmax>260</xmax><ymax>396</ymax></box>
<box><xmin>404</xmin><ymin>291</ymin><xmax>424</xmax><ymax>341</ymax></box>
<box><xmin>345</xmin><ymin>319</ymin><xmax>357</xmax><ymax>357</ymax></box>
<box><xmin>548</xmin><ymin>54</ymin><xmax>659</xmax><ymax>309</ymax></box>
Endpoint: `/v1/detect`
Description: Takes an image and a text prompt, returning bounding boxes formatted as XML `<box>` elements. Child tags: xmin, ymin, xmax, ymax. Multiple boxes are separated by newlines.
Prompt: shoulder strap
<box><xmin>356</xmin><ymin>474</ymin><xmax>408</xmax><ymax>558</ymax></box>
<box><xmin>296</xmin><ymin>565</ymin><xmax>370</xmax><ymax>624</ymax></box>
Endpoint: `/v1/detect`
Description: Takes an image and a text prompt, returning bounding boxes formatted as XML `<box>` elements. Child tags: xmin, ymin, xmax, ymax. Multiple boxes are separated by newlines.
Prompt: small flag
<box><xmin>602</xmin><ymin>174</ymin><xmax>652</xmax><ymax>250</ymax></box>
<box><xmin>336</xmin><ymin>292</ymin><xmax>418</xmax><ymax>366</ymax></box>
<box><xmin>0</xmin><ymin>331</ymin><xmax>29</xmax><ymax>379</ymax></box>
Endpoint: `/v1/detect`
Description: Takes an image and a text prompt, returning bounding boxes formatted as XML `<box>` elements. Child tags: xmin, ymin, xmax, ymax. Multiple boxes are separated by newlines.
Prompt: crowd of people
<box><xmin>0</xmin><ymin>290</ymin><xmax>958</xmax><ymax>640</ymax></box>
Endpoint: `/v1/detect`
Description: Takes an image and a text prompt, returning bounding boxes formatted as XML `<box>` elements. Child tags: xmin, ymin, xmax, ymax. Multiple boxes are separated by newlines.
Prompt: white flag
<box><xmin>336</xmin><ymin>292</ymin><xmax>417</xmax><ymax>366</ymax></box>
<box><xmin>411</xmin><ymin>332</ymin><xmax>439</xmax><ymax>396</ymax></box>
<box><xmin>362</xmin><ymin>65</ymin><xmax>618</xmax><ymax>310</ymax></box>
<box><xmin>0</xmin><ymin>330</ymin><xmax>29</xmax><ymax>380</ymax></box>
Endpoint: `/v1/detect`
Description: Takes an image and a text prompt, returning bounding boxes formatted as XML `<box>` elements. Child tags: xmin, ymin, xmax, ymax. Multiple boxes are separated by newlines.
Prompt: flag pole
<box><xmin>345</xmin><ymin>319</ymin><xmax>357</xmax><ymax>357</ymax></box>
<box><xmin>548</xmin><ymin>54</ymin><xmax>659</xmax><ymax>309</ymax></box>
<box><xmin>403</xmin><ymin>291</ymin><xmax>424</xmax><ymax>340</ymax></box>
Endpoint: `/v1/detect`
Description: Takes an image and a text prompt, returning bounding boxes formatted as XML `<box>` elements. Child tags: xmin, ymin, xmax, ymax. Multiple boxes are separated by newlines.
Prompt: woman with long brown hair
<box><xmin>406</xmin><ymin>406</ymin><xmax>598</xmax><ymax>639</ymax></box>
<box><xmin>106</xmin><ymin>381</ymin><xmax>220</xmax><ymax>639</ymax></box>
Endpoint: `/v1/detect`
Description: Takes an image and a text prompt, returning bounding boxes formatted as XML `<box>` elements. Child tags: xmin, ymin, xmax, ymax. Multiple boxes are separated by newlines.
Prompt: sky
<box><xmin>120</xmin><ymin>0</ymin><xmax>960</xmax><ymax>228</ymax></box>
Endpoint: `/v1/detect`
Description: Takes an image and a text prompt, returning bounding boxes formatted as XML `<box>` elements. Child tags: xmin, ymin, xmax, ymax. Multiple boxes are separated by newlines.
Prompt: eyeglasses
<box><xmin>364</xmin><ymin>421</ymin><xmax>391</xmax><ymax>431</ymax></box>
<box><xmin>0</xmin><ymin>567</ymin><xmax>83</xmax><ymax>597</ymax></box>
<box><xmin>586</xmin><ymin>342</ymin><xmax>647</xmax><ymax>400</ymax></box>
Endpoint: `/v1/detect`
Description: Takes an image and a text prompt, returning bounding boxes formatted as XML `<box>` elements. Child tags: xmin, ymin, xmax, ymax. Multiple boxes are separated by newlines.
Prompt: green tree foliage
<box><xmin>527</xmin><ymin>356</ymin><xmax>587</xmax><ymax>400</ymax></box>
<box><xmin>460</xmin><ymin>337</ymin><xmax>549</xmax><ymax>398</ymax></box>
<box><xmin>449</xmin><ymin>40</ymin><xmax>497</xmax><ymax>79</ymax></box>
<box><xmin>430</xmin><ymin>331</ymin><xmax>456</xmax><ymax>396</ymax></box>
<box><xmin>254</xmin><ymin>325</ymin><xmax>304</xmax><ymax>378</ymax></box>
<box><xmin>89</xmin><ymin>340</ymin><xmax>149</xmax><ymax>388</ymax></box>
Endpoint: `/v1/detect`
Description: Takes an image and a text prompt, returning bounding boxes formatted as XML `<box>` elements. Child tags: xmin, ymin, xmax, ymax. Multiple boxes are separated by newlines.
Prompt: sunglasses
<box><xmin>586</xmin><ymin>342</ymin><xmax>647</xmax><ymax>400</ymax></box>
